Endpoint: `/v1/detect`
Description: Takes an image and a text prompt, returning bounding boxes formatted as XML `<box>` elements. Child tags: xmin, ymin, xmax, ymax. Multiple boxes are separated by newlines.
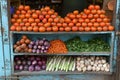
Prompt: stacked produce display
<box><xmin>13</xmin><ymin>35</ymin><xmax>110</xmax><ymax>54</ymax></box>
<box><xmin>10</xmin><ymin>5</ymin><xmax>114</xmax><ymax>32</ymax></box>
<box><xmin>11</xmin><ymin>3</ymin><xmax>114</xmax><ymax>74</ymax></box>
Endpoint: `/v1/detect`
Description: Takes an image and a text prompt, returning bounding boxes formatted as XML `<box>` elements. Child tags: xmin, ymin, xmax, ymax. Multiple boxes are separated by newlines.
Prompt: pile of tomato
<box><xmin>10</xmin><ymin>5</ymin><xmax>114</xmax><ymax>32</ymax></box>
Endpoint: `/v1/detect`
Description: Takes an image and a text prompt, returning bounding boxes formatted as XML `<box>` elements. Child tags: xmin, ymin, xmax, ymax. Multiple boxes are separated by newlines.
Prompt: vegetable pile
<box><xmin>46</xmin><ymin>56</ymin><xmax>75</xmax><ymax>72</ymax></box>
<box><xmin>47</xmin><ymin>39</ymin><xmax>68</xmax><ymax>54</ymax></box>
<box><xmin>13</xmin><ymin>35</ymin><xmax>31</xmax><ymax>53</ymax></box>
<box><xmin>65</xmin><ymin>37</ymin><xmax>110</xmax><ymax>52</ymax></box>
<box><xmin>10</xmin><ymin>5</ymin><xmax>114</xmax><ymax>32</ymax></box>
<box><xmin>28</xmin><ymin>38</ymin><xmax>50</xmax><ymax>54</ymax></box>
<box><xmin>76</xmin><ymin>56</ymin><xmax>110</xmax><ymax>72</ymax></box>
<box><xmin>14</xmin><ymin>56</ymin><xmax>47</xmax><ymax>71</ymax></box>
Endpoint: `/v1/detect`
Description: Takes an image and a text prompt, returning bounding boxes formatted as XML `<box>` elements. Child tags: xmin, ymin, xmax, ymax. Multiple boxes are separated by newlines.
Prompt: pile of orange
<box><xmin>10</xmin><ymin>5</ymin><xmax>114</xmax><ymax>32</ymax></box>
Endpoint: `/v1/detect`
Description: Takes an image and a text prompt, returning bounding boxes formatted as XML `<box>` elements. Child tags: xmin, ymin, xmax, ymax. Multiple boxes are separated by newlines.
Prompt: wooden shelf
<box><xmin>13</xmin><ymin>52</ymin><xmax>111</xmax><ymax>56</ymax></box>
<box><xmin>13</xmin><ymin>70</ymin><xmax>112</xmax><ymax>76</ymax></box>
<box><xmin>10</xmin><ymin>31</ymin><xmax>114</xmax><ymax>35</ymax></box>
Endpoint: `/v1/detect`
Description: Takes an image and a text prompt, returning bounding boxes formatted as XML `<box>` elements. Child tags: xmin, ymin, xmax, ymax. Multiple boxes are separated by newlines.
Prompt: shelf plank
<box><xmin>13</xmin><ymin>71</ymin><xmax>112</xmax><ymax>76</ymax></box>
<box><xmin>10</xmin><ymin>31</ymin><xmax>114</xmax><ymax>35</ymax></box>
<box><xmin>13</xmin><ymin>52</ymin><xmax>111</xmax><ymax>56</ymax></box>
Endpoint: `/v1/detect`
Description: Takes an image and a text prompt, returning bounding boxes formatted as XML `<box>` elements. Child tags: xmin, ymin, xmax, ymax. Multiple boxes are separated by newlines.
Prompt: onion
<box><xmin>36</xmin><ymin>49</ymin><xmax>40</xmax><ymax>54</ymax></box>
<box><xmin>35</xmin><ymin>65</ymin><xmax>41</xmax><ymax>71</ymax></box>
<box><xmin>38</xmin><ymin>61</ymin><xmax>42</xmax><ymax>66</ymax></box>
<box><xmin>22</xmin><ymin>60</ymin><xmax>27</xmax><ymax>65</ymax></box>
<box><xmin>36</xmin><ymin>57</ymin><xmax>41</xmax><ymax>61</ymax></box>
<box><xmin>39</xmin><ymin>40</ymin><xmax>44</xmax><ymax>45</ymax></box>
<box><xmin>28</xmin><ymin>44</ymin><xmax>33</xmax><ymax>49</ymax></box>
<box><xmin>28</xmin><ymin>65</ymin><xmax>34</xmax><ymax>71</ymax></box>
<box><xmin>14</xmin><ymin>65</ymin><xmax>19</xmax><ymax>70</ymax></box>
<box><xmin>30</xmin><ymin>41</ymin><xmax>35</xmax><ymax>45</ymax></box>
<box><xmin>43</xmin><ymin>50</ymin><xmax>47</xmax><ymax>53</ymax></box>
<box><xmin>40</xmin><ymin>50</ymin><xmax>44</xmax><ymax>53</ymax></box>
<box><xmin>27</xmin><ymin>61</ymin><xmax>31</xmax><ymax>65</ymax></box>
<box><xmin>32</xmin><ymin>60</ymin><xmax>37</xmax><ymax>65</ymax></box>
<box><xmin>41</xmin><ymin>46</ymin><xmax>45</xmax><ymax>50</ymax></box>
<box><xmin>45</xmin><ymin>46</ymin><xmax>49</xmax><ymax>49</ymax></box>
<box><xmin>19</xmin><ymin>65</ymin><xmax>23</xmax><ymax>70</ymax></box>
<box><xmin>17</xmin><ymin>60</ymin><xmax>21</xmax><ymax>65</ymax></box>
<box><xmin>38</xmin><ymin>45</ymin><xmax>42</xmax><ymax>49</ymax></box>
<box><xmin>42</xmin><ymin>61</ymin><xmax>46</xmax><ymax>65</ymax></box>
<box><xmin>30</xmin><ymin>56</ymin><xmax>35</xmax><ymax>61</ymax></box>
<box><xmin>44</xmin><ymin>41</ymin><xmax>49</xmax><ymax>46</ymax></box>
<box><xmin>41</xmin><ymin>65</ymin><xmax>46</xmax><ymax>70</ymax></box>
<box><xmin>33</xmin><ymin>45</ymin><xmax>37</xmax><ymax>49</ymax></box>
<box><xmin>32</xmin><ymin>49</ymin><xmax>36</xmax><ymax>53</ymax></box>
<box><xmin>24</xmin><ymin>65</ymin><xmax>29</xmax><ymax>71</ymax></box>
<box><xmin>35</xmin><ymin>40</ymin><xmax>39</xmax><ymax>45</ymax></box>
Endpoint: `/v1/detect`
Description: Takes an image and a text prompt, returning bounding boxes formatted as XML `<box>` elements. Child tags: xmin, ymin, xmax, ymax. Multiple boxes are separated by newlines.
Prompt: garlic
<box><xmin>82</xmin><ymin>67</ymin><xmax>87</xmax><ymax>72</ymax></box>
<box><xmin>98</xmin><ymin>60</ymin><xmax>102</xmax><ymax>64</ymax></box>
<box><xmin>78</xmin><ymin>68</ymin><xmax>82</xmax><ymax>71</ymax></box>
<box><xmin>77</xmin><ymin>57</ymin><xmax>81</xmax><ymax>61</ymax></box>
<box><xmin>100</xmin><ymin>67</ymin><xmax>105</xmax><ymax>71</ymax></box>
<box><xmin>96</xmin><ymin>57</ymin><xmax>100</xmax><ymax>60</ymax></box>
<box><xmin>96</xmin><ymin>67</ymin><xmax>100</xmax><ymax>71</ymax></box>
<box><xmin>103</xmin><ymin>63</ymin><xmax>107</xmax><ymax>68</ymax></box>
<box><xmin>105</xmin><ymin>67</ymin><xmax>110</xmax><ymax>72</ymax></box>
<box><xmin>80</xmin><ymin>60</ymin><xmax>84</xmax><ymax>64</ymax></box>
<box><xmin>101</xmin><ymin>59</ymin><xmax>106</xmax><ymax>64</ymax></box>
<box><xmin>87</xmin><ymin>65</ymin><xmax>92</xmax><ymax>71</ymax></box>
<box><xmin>81</xmin><ymin>64</ymin><xmax>85</xmax><ymax>68</ymax></box>
<box><xmin>92</xmin><ymin>66</ymin><xmax>96</xmax><ymax>71</ymax></box>
<box><xmin>98</xmin><ymin>64</ymin><xmax>102</xmax><ymax>68</ymax></box>
<box><xmin>90</xmin><ymin>61</ymin><xmax>94</xmax><ymax>65</ymax></box>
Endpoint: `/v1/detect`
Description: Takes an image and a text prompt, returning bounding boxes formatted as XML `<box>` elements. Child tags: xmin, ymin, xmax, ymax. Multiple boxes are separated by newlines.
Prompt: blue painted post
<box><xmin>1</xmin><ymin>0</ymin><xmax>12</xmax><ymax>78</ymax></box>
<box><xmin>0</xmin><ymin>1</ymin><xmax>5</xmax><ymax>79</ymax></box>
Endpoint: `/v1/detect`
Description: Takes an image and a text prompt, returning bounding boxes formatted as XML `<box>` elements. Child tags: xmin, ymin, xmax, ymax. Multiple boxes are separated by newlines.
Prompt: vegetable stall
<box><xmin>0</xmin><ymin>0</ymin><xmax>120</xmax><ymax>80</ymax></box>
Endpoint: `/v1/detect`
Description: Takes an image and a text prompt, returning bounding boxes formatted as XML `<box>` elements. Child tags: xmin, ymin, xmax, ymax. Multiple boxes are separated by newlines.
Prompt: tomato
<box><xmin>44</xmin><ymin>6</ymin><xmax>50</xmax><ymax>11</ymax></box>
<box><xmin>48</xmin><ymin>10</ymin><xmax>54</xmax><ymax>15</ymax></box>
<box><xmin>48</xmin><ymin>18</ymin><xmax>53</xmax><ymax>22</ymax></box>
<box><xmin>24</xmin><ymin>6</ymin><xmax>30</xmax><ymax>11</ymax></box>
<box><xmin>91</xmin><ymin>10</ymin><xmax>97</xmax><ymax>14</ymax></box>
<box><xmin>88</xmin><ymin>5</ymin><xmax>95</xmax><ymax>10</ymax></box>
<box><xmin>18</xmin><ymin>5</ymin><xmax>24</xmax><ymax>10</ymax></box>
<box><xmin>79</xmin><ymin>18</ymin><xmax>84</xmax><ymax>23</ymax></box>
<box><xmin>22</xmin><ymin>27</ymin><xmax>27</xmax><ymax>31</ymax></box>
<box><xmin>85</xmin><ymin>27</ymin><xmax>90</xmax><ymax>32</ymax></box>
<box><xmin>11</xmin><ymin>18</ymin><xmax>16</xmax><ymax>23</ymax></box>
<box><xmin>100</xmin><ymin>14</ymin><xmax>105</xmax><ymax>18</ymax></box>
<box><xmin>27</xmin><ymin>27</ymin><xmax>33</xmax><ymax>31</ymax></box>
<box><xmin>73</xmin><ymin>10</ymin><xmax>79</xmax><ymax>15</ymax></box>
<box><xmin>51</xmin><ymin>23</ymin><xmax>56</xmax><ymax>26</ymax></box>
<box><xmin>45</xmin><ymin>14</ymin><xmax>50</xmax><ymax>19</ymax></box>
<box><xmin>69</xmin><ymin>14</ymin><xmax>76</xmax><ymax>19</ymax></box>
<box><xmin>65</xmin><ymin>17</ymin><xmax>71</xmax><ymax>23</ymax></box>
<box><xmin>42</xmin><ymin>11</ymin><xmax>47</xmax><ymax>15</ymax></box>
<box><xmin>19</xmin><ymin>14</ymin><xmax>25</xmax><ymax>19</ymax></box>
<box><xmin>85</xmin><ymin>19</ymin><xmax>90</xmax><ymax>23</ymax></box>
<box><xmin>88</xmin><ymin>14</ymin><xmax>93</xmax><ymax>19</ymax></box>
<box><xmin>42</xmin><ymin>18</ymin><xmax>47</xmax><ymax>23</ymax></box>
<box><xmin>103</xmin><ymin>18</ymin><xmax>109</xmax><ymax>22</ymax></box>
<box><xmin>16</xmin><ymin>26</ymin><xmax>22</xmax><ymax>31</ymax></box>
<box><xmin>44</xmin><ymin>23</ymin><xmax>51</xmax><ymax>27</ymax></box>
<box><xmin>36</xmin><ymin>10</ymin><xmax>41</xmax><ymax>15</ymax></box>
<box><xmin>72</xmin><ymin>26</ymin><xmax>78</xmax><ymax>31</ymax></box>
<box><xmin>62</xmin><ymin>23</ymin><xmax>68</xmax><ymax>27</ymax></box>
<box><xmin>76</xmin><ymin>14</ymin><xmax>81</xmax><ymax>18</ymax></box>
<box><xmin>52</xmin><ymin>26</ymin><xmax>58</xmax><ymax>32</ymax></box>
<box><xmin>100</xmin><ymin>22</ymin><xmax>106</xmax><ymax>27</ymax></box>
<box><xmin>20</xmin><ymin>23</ymin><xmax>24</xmax><ymax>27</ymax></box>
<box><xmin>21</xmin><ymin>10</ymin><xmax>26</xmax><ymax>14</ymax></box>
<box><xmin>35</xmin><ymin>19</ymin><xmax>40</xmax><ymax>23</ymax></box>
<box><xmin>88</xmin><ymin>22</ymin><xmax>93</xmax><ymax>27</ymax></box>
<box><xmin>108</xmin><ymin>26</ymin><xmax>114</xmax><ymax>31</ymax></box>
<box><xmin>23</xmin><ymin>19</ymin><xmax>28</xmax><ymax>23</ymax></box>
<box><xmin>28</xmin><ymin>18</ymin><xmax>34</xmax><ymax>23</ymax></box>
<box><xmin>101</xmin><ymin>10</ymin><xmax>106</xmax><ymax>14</ymax></box>
<box><xmin>65</xmin><ymin>27</ymin><xmax>71</xmax><ymax>32</ymax></box>
<box><xmin>96</xmin><ymin>18</ymin><xmax>102</xmax><ymax>22</ymax></box>
<box><xmin>82</xmin><ymin>23</ymin><xmax>87</xmax><ymax>27</ymax></box>
<box><xmin>59</xmin><ymin>27</ymin><xmax>64</xmax><ymax>31</ymax></box>
<box><xmin>97</xmin><ymin>10</ymin><xmax>102</xmax><ymax>15</ymax></box>
<box><xmin>72</xmin><ymin>19</ymin><xmax>78</xmax><ymax>24</ymax></box>
<box><xmin>25</xmin><ymin>13</ymin><xmax>31</xmax><ymax>18</ymax></box>
<box><xmin>31</xmin><ymin>23</ymin><xmax>37</xmax><ymax>27</ymax></box>
<box><xmin>69</xmin><ymin>23</ymin><xmax>74</xmax><ymax>27</ymax></box>
<box><xmin>10</xmin><ymin>26</ymin><xmax>16</xmax><ymax>31</ymax></box>
<box><xmin>90</xmin><ymin>19</ymin><xmax>96</xmax><ymax>23</ymax></box>
<box><xmin>14</xmin><ymin>23</ymin><xmax>19</xmax><ymax>26</ymax></box>
<box><xmin>91</xmin><ymin>27</ymin><xmax>97</xmax><ymax>31</ymax></box>
<box><xmin>38</xmin><ymin>23</ymin><xmax>43</xmax><ymax>27</ymax></box>
<box><xmin>97</xmin><ymin>27</ymin><xmax>102</xmax><ymax>31</ymax></box>
<box><xmin>94</xmin><ymin>14</ymin><xmax>99</xmax><ymax>18</ymax></box>
<box><xmin>46</xmin><ymin>27</ymin><xmax>52</xmax><ymax>32</ymax></box>
<box><xmin>79</xmin><ymin>27</ymin><xmax>84</xmax><ymax>31</ymax></box>
<box><xmin>57</xmin><ymin>23</ymin><xmax>62</xmax><ymax>27</ymax></box>
<box><xmin>33</xmin><ymin>27</ymin><xmax>39</xmax><ymax>32</ymax></box>
<box><xmin>76</xmin><ymin>23</ymin><xmax>81</xmax><ymax>27</ymax></box>
<box><xmin>95</xmin><ymin>5</ymin><xmax>100</xmax><ymax>10</ymax></box>
<box><xmin>102</xmin><ymin>26</ymin><xmax>108</xmax><ymax>31</ymax></box>
<box><xmin>32</xmin><ymin>13</ymin><xmax>38</xmax><ymax>19</ymax></box>
<box><xmin>39</xmin><ymin>15</ymin><xmax>44</xmax><ymax>20</ymax></box>
<box><xmin>13</xmin><ymin>14</ymin><xmax>18</xmax><ymax>19</ymax></box>
<box><xmin>39</xmin><ymin>27</ymin><xmax>46</xmax><ymax>32</ymax></box>
<box><xmin>93</xmin><ymin>23</ymin><xmax>99</xmax><ymax>27</ymax></box>
<box><xmin>16</xmin><ymin>10</ymin><xmax>20</xmax><ymax>15</ymax></box>
<box><xmin>25</xmin><ymin>23</ymin><xmax>30</xmax><ymax>27</ymax></box>
<box><xmin>54</xmin><ymin>18</ymin><xmax>59</xmax><ymax>23</ymax></box>
<box><xmin>84</xmin><ymin>9</ymin><xmax>90</xmax><ymax>15</ymax></box>
<box><xmin>82</xmin><ymin>14</ymin><xmax>87</xmax><ymax>19</ymax></box>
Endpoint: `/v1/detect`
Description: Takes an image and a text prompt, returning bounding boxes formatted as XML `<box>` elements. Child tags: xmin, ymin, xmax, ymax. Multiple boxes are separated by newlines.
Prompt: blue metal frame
<box><xmin>0</xmin><ymin>0</ymin><xmax>120</xmax><ymax>80</ymax></box>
